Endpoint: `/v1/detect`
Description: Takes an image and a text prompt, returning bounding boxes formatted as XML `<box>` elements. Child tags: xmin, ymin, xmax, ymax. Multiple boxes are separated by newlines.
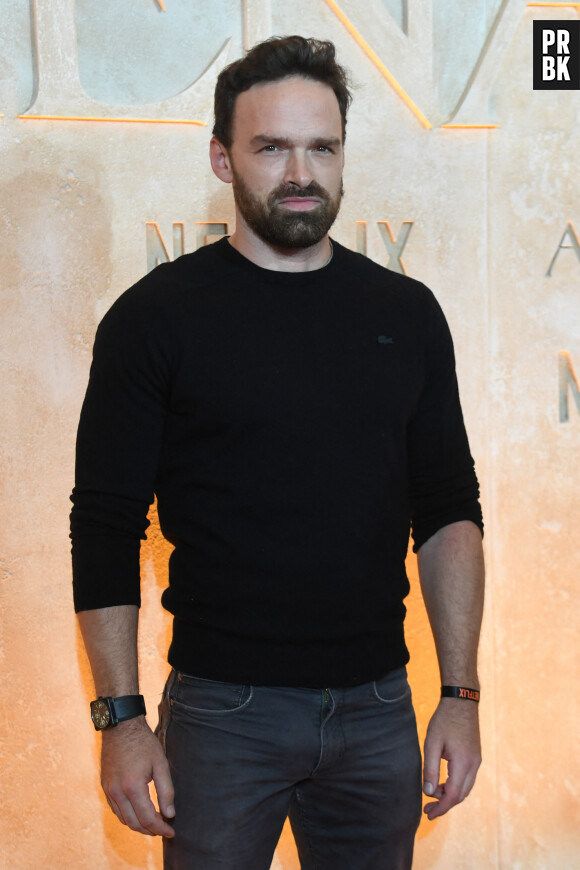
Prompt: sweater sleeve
<box><xmin>407</xmin><ymin>289</ymin><xmax>483</xmax><ymax>552</ymax></box>
<box><xmin>70</xmin><ymin>278</ymin><xmax>173</xmax><ymax>611</ymax></box>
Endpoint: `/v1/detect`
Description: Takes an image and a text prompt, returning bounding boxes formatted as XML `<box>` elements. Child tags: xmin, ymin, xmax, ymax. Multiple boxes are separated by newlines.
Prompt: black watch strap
<box><xmin>90</xmin><ymin>694</ymin><xmax>146</xmax><ymax>730</ymax></box>
<box><xmin>113</xmin><ymin>694</ymin><xmax>147</xmax><ymax>722</ymax></box>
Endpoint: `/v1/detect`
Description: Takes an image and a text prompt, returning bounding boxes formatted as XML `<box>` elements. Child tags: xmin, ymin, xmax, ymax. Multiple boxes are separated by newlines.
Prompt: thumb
<box><xmin>423</xmin><ymin>731</ymin><xmax>443</xmax><ymax>796</ymax></box>
<box><xmin>153</xmin><ymin>757</ymin><xmax>176</xmax><ymax>818</ymax></box>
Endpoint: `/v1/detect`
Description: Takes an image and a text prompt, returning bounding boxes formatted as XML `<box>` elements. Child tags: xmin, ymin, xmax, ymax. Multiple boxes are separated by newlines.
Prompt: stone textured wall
<box><xmin>1</xmin><ymin>1</ymin><xmax>578</xmax><ymax>867</ymax></box>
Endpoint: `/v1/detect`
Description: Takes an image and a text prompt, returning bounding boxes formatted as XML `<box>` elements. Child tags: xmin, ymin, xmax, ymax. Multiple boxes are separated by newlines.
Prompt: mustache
<box><xmin>269</xmin><ymin>182</ymin><xmax>330</xmax><ymax>203</ymax></box>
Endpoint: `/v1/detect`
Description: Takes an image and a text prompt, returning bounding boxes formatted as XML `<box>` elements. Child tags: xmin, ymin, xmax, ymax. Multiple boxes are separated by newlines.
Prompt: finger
<box><xmin>106</xmin><ymin>794</ymin><xmax>126</xmax><ymax>825</ymax></box>
<box><xmin>110</xmin><ymin>792</ymin><xmax>157</xmax><ymax>836</ymax></box>
<box><xmin>123</xmin><ymin>782</ymin><xmax>175</xmax><ymax>837</ymax></box>
<box><xmin>424</xmin><ymin>788</ymin><xmax>466</xmax><ymax>819</ymax></box>
<box><xmin>424</xmin><ymin>798</ymin><xmax>445</xmax><ymax>820</ymax></box>
<box><xmin>456</xmin><ymin>759</ymin><xmax>479</xmax><ymax>803</ymax></box>
<box><xmin>423</xmin><ymin>760</ymin><xmax>476</xmax><ymax>820</ymax></box>
<box><xmin>105</xmin><ymin>789</ymin><xmax>152</xmax><ymax>834</ymax></box>
<box><xmin>106</xmin><ymin>780</ymin><xmax>165</xmax><ymax>837</ymax></box>
<box><xmin>423</xmin><ymin>789</ymin><xmax>459</xmax><ymax>820</ymax></box>
<box><xmin>448</xmin><ymin>749</ymin><xmax>480</xmax><ymax>804</ymax></box>
<box><xmin>152</xmin><ymin>757</ymin><xmax>176</xmax><ymax>821</ymax></box>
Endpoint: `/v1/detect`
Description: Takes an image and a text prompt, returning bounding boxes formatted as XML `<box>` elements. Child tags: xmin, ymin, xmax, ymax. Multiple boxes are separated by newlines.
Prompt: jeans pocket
<box><xmin>170</xmin><ymin>671</ymin><xmax>253</xmax><ymax>716</ymax></box>
<box><xmin>155</xmin><ymin>670</ymin><xmax>176</xmax><ymax>752</ymax></box>
<box><xmin>373</xmin><ymin>667</ymin><xmax>411</xmax><ymax>705</ymax></box>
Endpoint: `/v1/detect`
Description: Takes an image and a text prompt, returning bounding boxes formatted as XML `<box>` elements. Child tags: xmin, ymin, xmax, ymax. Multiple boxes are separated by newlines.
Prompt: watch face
<box><xmin>91</xmin><ymin>699</ymin><xmax>111</xmax><ymax>730</ymax></box>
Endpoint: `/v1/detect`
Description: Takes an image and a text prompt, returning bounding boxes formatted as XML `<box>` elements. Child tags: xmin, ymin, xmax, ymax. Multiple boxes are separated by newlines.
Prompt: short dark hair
<box><xmin>213</xmin><ymin>36</ymin><xmax>352</xmax><ymax>148</ymax></box>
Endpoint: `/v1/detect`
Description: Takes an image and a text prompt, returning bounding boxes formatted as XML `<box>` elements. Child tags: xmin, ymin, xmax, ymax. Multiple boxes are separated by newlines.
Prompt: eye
<box><xmin>313</xmin><ymin>144</ymin><xmax>334</xmax><ymax>154</ymax></box>
<box><xmin>260</xmin><ymin>144</ymin><xmax>281</xmax><ymax>152</ymax></box>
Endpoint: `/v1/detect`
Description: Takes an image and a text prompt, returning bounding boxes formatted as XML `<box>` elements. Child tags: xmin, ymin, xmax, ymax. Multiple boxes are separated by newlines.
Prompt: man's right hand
<box><xmin>100</xmin><ymin>716</ymin><xmax>175</xmax><ymax>837</ymax></box>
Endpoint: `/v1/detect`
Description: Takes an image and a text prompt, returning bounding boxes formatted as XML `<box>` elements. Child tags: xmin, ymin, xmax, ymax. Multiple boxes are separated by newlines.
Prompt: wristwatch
<box><xmin>90</xmin><ymin>695</ymin><xmax>146</xmax><ymax>731</ymax></box>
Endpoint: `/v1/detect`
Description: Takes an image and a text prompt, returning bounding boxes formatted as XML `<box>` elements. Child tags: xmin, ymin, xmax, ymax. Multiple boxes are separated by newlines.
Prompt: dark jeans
<box><xmin>156</xmin><ymin>667</ymin><xmax>422</xmax><ymax>870</ymax></box>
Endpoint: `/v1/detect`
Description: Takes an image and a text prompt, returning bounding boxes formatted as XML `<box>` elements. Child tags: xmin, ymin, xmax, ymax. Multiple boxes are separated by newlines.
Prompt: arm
<box><xmin>72</xmin><ymin>277</ymin><xmax>178</xmax><ymax>835</ymax></box>
<box><xmin>417</xmin><ymin>519</ymin><xmax>484</xmax><ymax>820</ymax></box>
<box><xmin>77</xmin><ymin>605</ymin><xmax>175</xmax><ymax>837</ymax></box>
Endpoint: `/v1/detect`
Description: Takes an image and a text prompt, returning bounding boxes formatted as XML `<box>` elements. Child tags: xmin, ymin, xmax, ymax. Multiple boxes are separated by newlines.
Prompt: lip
<box><xmin>277</xmin><ymin>197</ymin><xmax>321</xmax><ymax>211</ymax></box>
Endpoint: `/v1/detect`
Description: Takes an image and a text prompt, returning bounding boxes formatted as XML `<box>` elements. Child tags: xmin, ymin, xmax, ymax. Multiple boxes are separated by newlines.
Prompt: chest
<box><xmin>168</xmin><ymin>285</ymin><xmax>426</xmax><ymax>439</ymax></box>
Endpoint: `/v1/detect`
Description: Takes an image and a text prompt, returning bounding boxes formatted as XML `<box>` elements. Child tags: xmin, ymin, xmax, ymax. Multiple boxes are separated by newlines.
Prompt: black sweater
<box><xmin>71</xmin><ymin>238</ymin><xmax>482</xmax><ymax>687</ymax></box>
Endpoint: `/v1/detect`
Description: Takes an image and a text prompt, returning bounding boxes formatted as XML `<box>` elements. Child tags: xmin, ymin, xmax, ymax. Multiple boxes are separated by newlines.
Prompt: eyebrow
<box><xmin>250</xmin><ymin>134</ymin><xmax>342</xmax><ymax>149</ymax></box>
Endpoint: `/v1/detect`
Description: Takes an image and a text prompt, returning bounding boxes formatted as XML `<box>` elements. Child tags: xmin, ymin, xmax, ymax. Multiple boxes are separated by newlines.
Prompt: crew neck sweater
<box><xmin>71</xmin><ymin>237</ymin><xmax>482</xmax><ymax>687</ymax></box>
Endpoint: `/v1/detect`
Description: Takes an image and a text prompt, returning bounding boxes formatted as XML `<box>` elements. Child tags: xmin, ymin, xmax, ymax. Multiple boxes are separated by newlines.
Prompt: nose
<box><xmin>283</xmin><ymin>149</ymin><xmax>313</xmax><ymax>189</ymax></box>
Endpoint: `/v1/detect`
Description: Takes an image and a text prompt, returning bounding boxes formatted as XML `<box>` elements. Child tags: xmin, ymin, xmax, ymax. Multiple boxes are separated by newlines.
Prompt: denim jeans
<box><xmin>156</xmin><ymin>667</ymin><xmax>422</xmax><ymax>870</ymax></box>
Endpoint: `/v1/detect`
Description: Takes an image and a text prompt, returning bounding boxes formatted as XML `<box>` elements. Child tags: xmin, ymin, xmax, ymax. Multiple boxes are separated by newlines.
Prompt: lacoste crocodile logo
<box><xmin>377</xmin><ymin>336</ymin><xmax>394</xmax><ymax>345</ymax></box>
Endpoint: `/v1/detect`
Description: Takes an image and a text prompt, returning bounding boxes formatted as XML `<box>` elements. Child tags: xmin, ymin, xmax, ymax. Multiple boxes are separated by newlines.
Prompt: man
<box><xmin>71</xmin><ymin>35</ymin><xmax>484</xmax><ymax>870</ymax></box>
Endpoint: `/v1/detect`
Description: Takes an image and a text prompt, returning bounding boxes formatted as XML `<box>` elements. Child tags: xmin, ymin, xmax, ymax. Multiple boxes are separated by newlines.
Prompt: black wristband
<box><xmin>113</xmin><ymin>694</ymin><xmax>147</xmax><ymax>722</ymax></box>
<box><xmin>441</xmin><ymin>685</ymin><xmax>480</xmax><ymax>703</ymax></box>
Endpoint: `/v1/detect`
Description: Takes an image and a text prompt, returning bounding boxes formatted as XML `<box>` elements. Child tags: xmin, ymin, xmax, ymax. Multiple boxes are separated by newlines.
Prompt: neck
<box><xmin>228</xmin><ymin>217</ymin><xmax>333</xmax><ymax>272</ymax></box>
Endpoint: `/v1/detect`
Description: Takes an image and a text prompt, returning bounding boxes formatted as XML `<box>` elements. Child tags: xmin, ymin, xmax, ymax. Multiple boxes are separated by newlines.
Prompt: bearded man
<box><xmin>71</xmin><ymin>35</ymin><xmax>484</xmax><ymax>870</ymax></box>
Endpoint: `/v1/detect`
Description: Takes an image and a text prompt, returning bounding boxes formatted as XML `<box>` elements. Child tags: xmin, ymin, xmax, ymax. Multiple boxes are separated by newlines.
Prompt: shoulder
<box><xmin>96</xmin><ymin>238</ymin><xmax>236</xmax><ymax>339</ymax></box>
<box><xmin>331</xmin><ymin>240</ymin><xmax>445</xmax><ymax>322</ymax></box>
<box><xmin>112</xmin><ymin>238</ymin><xmax>232</xmax><ymax>311</ymax></box>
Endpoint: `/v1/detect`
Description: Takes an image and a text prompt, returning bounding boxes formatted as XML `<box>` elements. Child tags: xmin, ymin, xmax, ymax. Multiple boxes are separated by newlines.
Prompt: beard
<box><xmin>231</xmin><ymin>170</ymin><xmax>343</xmax><ymax>249</ymax></box>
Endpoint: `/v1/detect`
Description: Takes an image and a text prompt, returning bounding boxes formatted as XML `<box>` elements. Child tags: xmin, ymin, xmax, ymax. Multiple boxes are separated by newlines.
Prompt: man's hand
<box><xmin>422</xmin><ymin>698</ymin><xmax>481</xmax><ymax>820</ymax></box>
<box><xmin>101</xmin><ymin>716</ymin><xmax>175</xmax><ymax>837</ymax></box>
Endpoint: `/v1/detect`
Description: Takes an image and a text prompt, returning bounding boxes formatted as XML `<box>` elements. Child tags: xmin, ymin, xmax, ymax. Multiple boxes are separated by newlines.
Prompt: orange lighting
<box><xmin>441</xmin><ymin>124</ymin><xmax>500</xmax><ymax>129</ymax></box>
<box><xmin>321</xmin><ymin>0</ymin><xmax>432</xmax><ymax>130</ymax></box>
<box><xmin>527</xmin><ymin>2</ymin><xmax>580</xmax><ymax>10</ymax></box>
<box><xmin>18</xmin><ymin>115</ymin><xmax>206</xmax><ymax>126</ymax></box>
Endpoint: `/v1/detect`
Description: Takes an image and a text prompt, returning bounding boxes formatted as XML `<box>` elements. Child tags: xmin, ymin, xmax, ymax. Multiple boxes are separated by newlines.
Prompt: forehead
<box><xmin>231</xmin><ymin>76</ymin><xmax>343</xmax><ymax>144</ymax></box>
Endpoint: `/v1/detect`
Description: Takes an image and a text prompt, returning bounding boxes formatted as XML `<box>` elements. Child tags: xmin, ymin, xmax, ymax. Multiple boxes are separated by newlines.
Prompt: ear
<box><xmin>210</xmin><ymin>137</ymin><xmax>233</xmax><ymax>183</ymax></box>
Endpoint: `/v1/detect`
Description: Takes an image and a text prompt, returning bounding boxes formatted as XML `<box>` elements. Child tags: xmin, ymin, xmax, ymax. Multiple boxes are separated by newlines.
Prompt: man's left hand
<box><xmin>422</xmin><ymin>698</ymin><xmax>481</xmax><ymax>820</ymax></box>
